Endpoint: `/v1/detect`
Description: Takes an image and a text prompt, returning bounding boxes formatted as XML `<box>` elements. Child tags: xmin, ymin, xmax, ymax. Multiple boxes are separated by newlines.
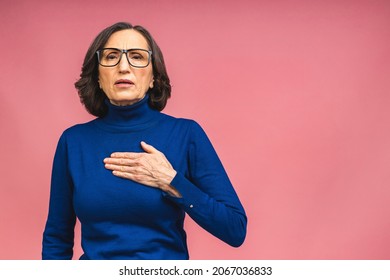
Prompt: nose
<box><xmin>118</xmin><ymin>52</ymin><xmax>131</xmax><ymax>73</ymax></box>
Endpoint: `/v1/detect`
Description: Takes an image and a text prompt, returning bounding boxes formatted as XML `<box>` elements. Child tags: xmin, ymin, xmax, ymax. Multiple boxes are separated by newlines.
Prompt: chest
<box><xmin>66</xmin><ymin>126</ymin><xmax>190</xmax><ymax>223</ymax></box>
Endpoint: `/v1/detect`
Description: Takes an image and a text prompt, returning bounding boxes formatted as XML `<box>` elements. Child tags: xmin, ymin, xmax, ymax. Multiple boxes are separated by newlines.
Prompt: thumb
<box><xmin>140</xmin><ymin>141</ymin><xmax>159</xmax><ymax>154</ymax></box>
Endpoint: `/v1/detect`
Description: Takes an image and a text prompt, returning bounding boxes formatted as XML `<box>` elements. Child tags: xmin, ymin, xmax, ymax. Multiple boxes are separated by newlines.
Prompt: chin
<box><xmin>110</xmin><ymin>94</ymin><xmax>144</xmax><ymax>106</ymax></box>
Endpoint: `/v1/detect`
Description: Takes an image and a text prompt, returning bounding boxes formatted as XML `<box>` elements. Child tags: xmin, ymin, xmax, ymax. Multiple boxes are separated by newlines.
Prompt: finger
<box><xmin>105</xmin><ymin>163</ymin><xmax>140</xmax><ymax>173</ymax></box>
<box><xmin>140</xmin><ymin>141</ymin><xmax>160</xmax><ymax>154</ymax></box>
<box><xmin>103</xmin><ymin>157</ymin><xmax>135</xmax><ymax>165</ymax></box>
<box><xmin>105</xmin><ymin>163</ymin><xmax>128</xmax><ymax>172</ymax></box>
<box><xmin>112</xmin><ymin>171</ymin><xmax>155</xmax><ymax>188</ymax></box>
<box><xmin>110</xmin><ymin>152</ymin><xmax>142</xmax><ymax>159</ymax></box>
<box><xmin>112</xmin><ymin>170</ymin><xmax>136</xmax><ymax>180</ymax></box>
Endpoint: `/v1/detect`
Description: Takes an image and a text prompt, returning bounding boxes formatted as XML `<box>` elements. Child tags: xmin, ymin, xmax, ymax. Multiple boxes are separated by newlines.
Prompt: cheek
<box><xmin>98</xmin><ymin>69</ymin><xmax>112</xmax><ymax>89</ymax></box>
<box><xmin>138</xmin><ymin>69</ymin><xmax>153</xmax><ymax>87</ymax></box>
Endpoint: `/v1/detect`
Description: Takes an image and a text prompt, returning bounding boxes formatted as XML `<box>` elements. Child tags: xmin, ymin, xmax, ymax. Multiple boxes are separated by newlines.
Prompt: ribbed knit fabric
<box><xmin>42</xmin><ymin>95</ymin><xmax>247</xmax><ymax>260</ymax></box>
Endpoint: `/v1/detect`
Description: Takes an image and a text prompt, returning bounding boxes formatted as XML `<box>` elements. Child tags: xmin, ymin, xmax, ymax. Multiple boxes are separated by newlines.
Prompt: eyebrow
<box><xmin>103</xmin><ymin>46</ymin><xmax>149</xmax><ymax>50</ymax></box>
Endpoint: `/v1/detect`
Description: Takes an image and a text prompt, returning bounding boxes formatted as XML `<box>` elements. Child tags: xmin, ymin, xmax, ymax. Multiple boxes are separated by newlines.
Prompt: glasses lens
<box><xmin>99</xmin><ymin>49</ymin><xmax>121</xmax><ymax>67</ymax></box>
<box><xmin>98</xmin><ymin>49</ymin><xmax>151</xmax><ymax>67</ymax></box>
<box><xmin>127</xmin><ymin>49</ymin><xmax>150</xmax><ymax>67</ymax></box>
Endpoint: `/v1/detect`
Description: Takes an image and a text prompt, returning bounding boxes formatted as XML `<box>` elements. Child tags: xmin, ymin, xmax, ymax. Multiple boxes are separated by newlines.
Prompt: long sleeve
<box><xmin>42</xmin><ymin>133</ymin><xmax>76</xmax><ymax>259</ymax></box>
<box><xmin>164</xmin><ymin>121</ymin><xmax>247</xmax><ymax>247</ymax></box>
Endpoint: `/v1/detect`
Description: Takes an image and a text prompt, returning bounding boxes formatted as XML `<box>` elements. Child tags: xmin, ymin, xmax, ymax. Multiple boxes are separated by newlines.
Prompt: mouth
<box><xmin>114</xmin><ymin>79</ymin><xmax>134</xmax><ymax>87</ymax></box>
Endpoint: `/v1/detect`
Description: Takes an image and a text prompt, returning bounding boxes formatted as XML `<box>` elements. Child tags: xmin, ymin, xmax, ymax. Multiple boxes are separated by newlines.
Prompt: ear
<box><xmin>149</xmin><ymin>78</ymin><xmax>154</xmax><ymax>89</ymax></box>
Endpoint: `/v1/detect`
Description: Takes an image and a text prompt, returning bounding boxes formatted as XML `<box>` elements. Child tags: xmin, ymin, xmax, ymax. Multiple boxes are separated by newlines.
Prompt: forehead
<box><xmin>104</xmin><ymin>29</ymin><xmax>149</xmax><ymax>49</ymax></box>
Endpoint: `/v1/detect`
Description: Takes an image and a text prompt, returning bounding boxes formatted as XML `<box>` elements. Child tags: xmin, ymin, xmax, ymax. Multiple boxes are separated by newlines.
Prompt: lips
<box><xmin>115</xmin><ymin>79</ymin><xmax>134</xmax><ymax>85</ymax></box>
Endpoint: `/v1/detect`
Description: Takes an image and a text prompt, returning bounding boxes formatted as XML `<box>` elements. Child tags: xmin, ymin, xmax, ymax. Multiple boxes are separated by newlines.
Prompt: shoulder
<box><xmin>59</xmin><ymin>119</ymin><xmax>98</xmax><ymax>140</ymax></box>
<box><xmin>159</xmin><ymin>113</ymin><xmax>212</xmax><ymax>147</ymax></box>
<box><xmin>159</xmin><ymin>112</ymin><xmax>202</xmax><ymax>128</ymax></box>
<box><xmin>159</xmin><ymin>113</ymin><xmax>207</xmax><ymax>135</ymax></box>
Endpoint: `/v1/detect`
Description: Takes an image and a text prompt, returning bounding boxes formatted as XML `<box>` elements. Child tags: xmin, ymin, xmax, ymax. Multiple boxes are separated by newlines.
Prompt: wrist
<box><xmin>159</xmin><ymin>170</ymin><xmax>181</xmax><ymax>197</ymax></box>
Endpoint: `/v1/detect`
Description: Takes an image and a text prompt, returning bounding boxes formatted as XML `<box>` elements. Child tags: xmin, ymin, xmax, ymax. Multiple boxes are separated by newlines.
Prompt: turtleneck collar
<box><xmin>99</xmin><ymin>94</ymin><xmax>160</xmax><ymax>130</ymax></box>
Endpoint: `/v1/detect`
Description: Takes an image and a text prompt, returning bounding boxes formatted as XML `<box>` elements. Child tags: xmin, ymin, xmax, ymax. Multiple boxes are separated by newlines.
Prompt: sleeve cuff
<box><xmin>162</xmin><ymin>172</ymin><xmax>208</xmax><ymax>212</ymax></box>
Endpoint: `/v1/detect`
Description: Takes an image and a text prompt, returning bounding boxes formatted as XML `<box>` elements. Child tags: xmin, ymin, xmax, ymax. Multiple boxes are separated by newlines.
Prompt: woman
<box><xmin>42</xmin><ymin>22</ymin><xmax>247</xmax><ymax>260</ymax></box>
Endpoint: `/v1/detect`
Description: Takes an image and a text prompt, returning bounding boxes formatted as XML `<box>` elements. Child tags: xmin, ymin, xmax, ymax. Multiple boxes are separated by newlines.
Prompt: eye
<box><xmin>129</xmin><ymin>51</ymin><xmax>145</xmax><ymax>60</ymax></box>
<box><xmin>101</xmin><ymin>49</ymin><xmax>120</xmax><ymax>60</ymax></box>
<box><xmin>105</xmin><ymin>52</ymin><xmax>120</xmax><ymax>60</ymax></box>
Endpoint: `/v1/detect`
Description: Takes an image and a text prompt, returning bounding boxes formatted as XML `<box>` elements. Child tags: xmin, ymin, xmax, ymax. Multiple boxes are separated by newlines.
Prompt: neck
<box><xmin>100</xmin><ymin>94</ymin><xmax>160</xmax><ymax>129</ymax></box>
<box><xmin>108</xmin><ymin>97</ymin><xmax>143</xmax><ymax>107</ymax></box>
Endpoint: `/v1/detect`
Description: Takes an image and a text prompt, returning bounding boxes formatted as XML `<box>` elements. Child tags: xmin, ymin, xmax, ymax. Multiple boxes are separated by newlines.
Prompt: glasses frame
<box><xmin>96</xmin><ymin>48</ymin><xmax>153</xmax><ymax>68</ymax></box>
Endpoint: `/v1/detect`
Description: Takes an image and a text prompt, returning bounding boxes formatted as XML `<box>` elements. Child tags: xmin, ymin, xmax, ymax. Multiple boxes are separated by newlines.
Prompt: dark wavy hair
<box><xmin>74</xmin><ymin>22</ymin><xmax>171</xmax><ymax>117</ymax></box>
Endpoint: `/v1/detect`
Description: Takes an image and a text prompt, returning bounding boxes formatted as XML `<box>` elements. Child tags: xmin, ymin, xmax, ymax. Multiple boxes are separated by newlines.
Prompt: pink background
<box><xmin>1</xmin><ymin>0</ymin><xmax>389</xmax><ymax>259</ymax></box>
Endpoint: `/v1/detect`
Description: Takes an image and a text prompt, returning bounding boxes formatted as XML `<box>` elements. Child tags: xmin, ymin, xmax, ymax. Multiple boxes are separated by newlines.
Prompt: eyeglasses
<box><xmin>96</xmin><ymin>48</ymin><xmax>152</xmax><ymax>68</ymax></box>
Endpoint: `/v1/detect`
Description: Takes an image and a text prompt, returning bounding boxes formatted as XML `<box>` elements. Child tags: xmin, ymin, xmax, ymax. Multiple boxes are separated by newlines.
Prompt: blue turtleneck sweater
<box><xmin>42</xmin><ymin>95</ymin><xmax>247</xmax><ymax>260</ymax></box>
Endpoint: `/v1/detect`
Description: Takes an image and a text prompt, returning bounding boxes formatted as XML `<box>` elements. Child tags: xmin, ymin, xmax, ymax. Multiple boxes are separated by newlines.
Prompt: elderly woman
<box><xmin>42</xmin><ymin>22</ymin><xmax>247</xmax><ymax>260</ymax></box>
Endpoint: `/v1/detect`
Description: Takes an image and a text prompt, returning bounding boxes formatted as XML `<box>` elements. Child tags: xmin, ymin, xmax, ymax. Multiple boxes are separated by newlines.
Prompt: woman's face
<box><xmin>98</xmin><ymin>29</ymin><xmax>154</xmax><ymax>106</ymax></box>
